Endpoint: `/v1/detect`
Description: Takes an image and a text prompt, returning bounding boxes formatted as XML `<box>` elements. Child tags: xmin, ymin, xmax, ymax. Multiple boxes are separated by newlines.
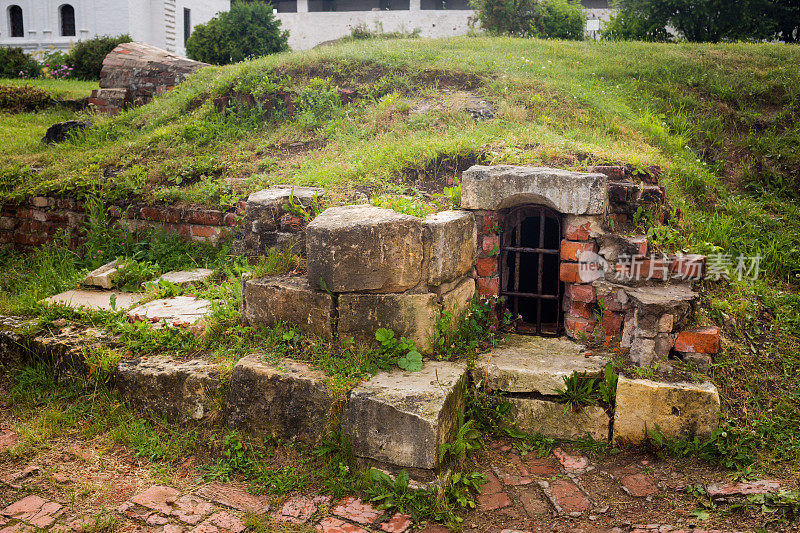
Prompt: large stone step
<box><xmin>473</xmin><ymin>335</ymin><xmax>612</xmax><ymax>441</ymax></box>
<box><xmin>473</xmin><ymin>335</ymin><xmax>608</xmax><ymax>395</ymax></box>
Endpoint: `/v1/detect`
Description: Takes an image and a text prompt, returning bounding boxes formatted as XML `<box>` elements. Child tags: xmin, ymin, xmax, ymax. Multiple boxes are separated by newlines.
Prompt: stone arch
<box><xmin>59</xmin><ymin>3</ymin><xmax>75</xmax><ymax>36</ymax></box>
<box><xmin>8</xmin><ymin>5</ymin><xmax>23</xmax><ymax>37</ymax></box>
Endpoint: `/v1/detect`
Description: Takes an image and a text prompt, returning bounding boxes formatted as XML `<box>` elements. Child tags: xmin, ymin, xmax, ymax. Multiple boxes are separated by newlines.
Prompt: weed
<box><xmin>374</xmin><ymin>328</ymin><xmax>423</xmax><ymax>371</ymax></box>
<box><xmin>552</xmin><ymin>372</ymin><xmax>600</xmax><ymax>410</ymax></box>
<box><xmin>438</xmin><ymin>410</ymin><xmax>481</xmax><ymax>466</ymax></box>
<box><xmin>648</xmin><ymin>426</ymin><xmax>757</xmax><ymax>469</ymax></box>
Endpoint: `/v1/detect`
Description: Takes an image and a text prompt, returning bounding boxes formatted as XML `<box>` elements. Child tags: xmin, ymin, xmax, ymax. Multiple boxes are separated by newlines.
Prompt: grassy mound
<box><xmin>1</xmin><ymin>36</ymin><xmax>800</xmax><ymax>469</ymax></box>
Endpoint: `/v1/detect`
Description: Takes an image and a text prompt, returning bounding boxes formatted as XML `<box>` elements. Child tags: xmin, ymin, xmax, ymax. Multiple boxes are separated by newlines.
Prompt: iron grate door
<box><xmin>500</xmin><ymin>205</ymin><xmax>562</xmax><ymax>336</ymax></box>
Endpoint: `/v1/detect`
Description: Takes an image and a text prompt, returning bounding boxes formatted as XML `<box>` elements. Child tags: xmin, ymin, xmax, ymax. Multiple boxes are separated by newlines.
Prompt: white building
<box><xmin>2</xmin><ymin>0</ymin><xmax>611</xmax><ymax>57</ymax></box>
<box><xmin>271</xmin><ymin>0</ymin><xmax>611</xmax><ymax>50</ymax></box>
<box><xmin>0</xmin><ymin>0</ymin><xmax>229</xmax><ymax>56</ymax></box>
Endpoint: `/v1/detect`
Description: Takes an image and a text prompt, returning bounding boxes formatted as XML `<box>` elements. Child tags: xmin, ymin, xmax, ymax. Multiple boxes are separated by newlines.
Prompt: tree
<box><xmin>470</xmin><ymin>0</ymin><xmax>585</xmax><ymax>39</ymax></box>
<box><xmin>186</xmin><ymin>3</ymin><xmax>289</xmax><ymax>65</ymax></box>
<box><xmin>603</xmin><ymin>0</ymin><xmax>799</xmax><ymax>42</ymax></box>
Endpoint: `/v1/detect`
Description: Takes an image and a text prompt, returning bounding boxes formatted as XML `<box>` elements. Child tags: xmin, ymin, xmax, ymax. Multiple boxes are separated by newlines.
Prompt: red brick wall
<box><xmin>0</xmin><ymin>196</ymin><xmax>243</xmax><ymax>250</ymax></box>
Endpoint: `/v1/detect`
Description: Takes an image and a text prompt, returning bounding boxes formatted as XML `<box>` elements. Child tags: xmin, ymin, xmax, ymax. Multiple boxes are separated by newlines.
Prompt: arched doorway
<box><xmin>500</xmin><ymin>205</ymin><xmax>562</xmax><ymax>335</ymax></box>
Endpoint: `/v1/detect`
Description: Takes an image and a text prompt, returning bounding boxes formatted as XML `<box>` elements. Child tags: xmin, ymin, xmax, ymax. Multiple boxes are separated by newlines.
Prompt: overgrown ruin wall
<box><xmin>89</xmin><ymin>42</ymin><xmax>208</xmax><ymax>115</ymax></box>
<box><xmin>0</xmin><ymin>196</ymin><xmax>244</xmax><ymax>249</ymax></box>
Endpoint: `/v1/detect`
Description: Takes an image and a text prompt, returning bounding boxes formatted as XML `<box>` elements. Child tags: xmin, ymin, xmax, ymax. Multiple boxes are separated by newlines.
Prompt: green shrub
<box><xmin>186</xmin><ymin>3</ymin><xmax>289</xmax><ymax>65</ymax></box>
<box><xmin>0</xmin><ymin>47</ymin><xmax>41</xmax><ymax>79</ymax></box>
<box><xmin>471</xmin><ymin>0</ymin><xmax>584</xmax><ymax>39</ymax></box>
<box><xmin>0</xmin><ymin>85</ymin><xmax>52</xmax><ymax>112</ymax></box>
<box><xmin>600</xmin><ymin>3</ymin><xmax>671</xmax><ymax>41</ymax></box>
<box><xmin>69</xmin><ymin>34</ymin><xmax>132</xmax><ymax>80</ymax></box>
<box><xmin>532</xmin><ymin>0</ymin><xmax>585</xmax><ymax>39</ymax></box>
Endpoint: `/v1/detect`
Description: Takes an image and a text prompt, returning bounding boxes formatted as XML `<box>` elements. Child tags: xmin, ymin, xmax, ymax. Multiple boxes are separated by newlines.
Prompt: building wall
<box><xmin>277</xmin><ymin>9</ymin><xmax>475</xmax><ymax>50</ymax></box>
<box><xmin>0</xmin><ymin>0</ymin><xmax>227</xmax><ymax>55</ymax></box>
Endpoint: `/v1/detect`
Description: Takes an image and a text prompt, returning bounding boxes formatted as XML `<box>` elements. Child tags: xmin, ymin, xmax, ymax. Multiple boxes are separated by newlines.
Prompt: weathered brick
<box><xmin>602</xmin><ymin>310</ymin><xmax>625</xmax><ymax>337</ymax></box>
<box><xmin>475</xmin><ymin>256</ymin><xmax>498</xmax><ymax>277</ymax></box>
<box><xmin>569</xmin><ymin>301</ymin><xmax>595</xmax><ymax>320</ymax></box>
<box><xmin>481</xmin><ymin>234</ymin><xmax>500</xmax><ymax>256</ymax></box>
<box><xmin>560</xmin><ymin>239</ymin><xmax>598</xmax><ymax>261</ymax></box>
<box><xmin>591</xmin><ymin>165</ymin><xmax>625</xmax><ymax>180</ymax></box>
<box><xmin>675</xmin><ymin>326</ymin><xmax>720</xmax><ymax>354</ymax></box>
<box><xmin>565</xmin><ymin>315</ymin><xmax>596</xmax><ymax>336</ymax></box>
<box><xmin>187</xmin><ymin>210</ymin><xmax>224</xmax><ymax>226</ymax></box>
<box><xmin>560</xmin><ymin>262</ymin><xmax>596</xmax><ymax>284</ymax></box>
<box><xmin>223</xmin><ymin>213</ymin><xmax>239</xmax><ymax>227</ymax></box>
<box><xmin>190</xmin><ymin>225</ymin><xmax>221</xmax><ymax>240</ymax></box>
<box><xmin>566</xmin><ymin>283</ymin><xmax>596</xmax><ymax>303</ymax></box>
<box><xmin>671</xmin><ymin>254</ymin><xmax>706</xmax><ymax>280</ymax></box>
<box><xmin>564</xmin><ymin>222</ymin><xmax>591</xmax><ymax>241</ymax></box>
<box><xmin>477</xmin><ymin>276</ymin><xmax>500</xmax><ymax>297</ymax></box>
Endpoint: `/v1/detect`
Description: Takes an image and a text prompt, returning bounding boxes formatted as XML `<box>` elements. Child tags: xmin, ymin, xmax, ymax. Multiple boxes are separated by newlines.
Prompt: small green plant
<box><xmin>115</xmin><ymin>259</ymin><xmax>160</xmax><ymax>291</ymax></box>
<box><xmin>443</xmin><ymin>177</ymin><xmax>462</xmax><ymax>207</ymax></box>
<box><xmin>284</xmin><ymin>189</ymin><xmax>323</xmax><ymax>223</ymax></box>
<box><xmin>553</xmin><ymin>372</ymin><xmax>599</xmax><ymax>410</ymax></box>
<box><xmin>371</xmin><ymin>195</ymin><xmax>434</xmax><ymax>218</ymax></box>
<box><xmin>445</xmin><ymin>471</ymin><xmax>486</xmax><ymax>510</ymax></box>
<box><xmin>732</xmin><ymin>490</ymin><xmax>800</xmax><ymax>522</ymax></box>
<box><xmin>597</xmin><ymin>365</ymin><xmax>618</xmax><ymax>408</ymax></box>
<box><xmin>438</xmin><ymin>410</ymin><xmax>481</xmax><ymax>466</ymax></box>
<box><xmin>375</xmin><ymin>328</ymin><xmax>423</xmax><ymax>371</ymax></box>
<box><xmin>648</xmin><ymin>426</ymin><xmax>757</xmax><ymax>469</ymax></box>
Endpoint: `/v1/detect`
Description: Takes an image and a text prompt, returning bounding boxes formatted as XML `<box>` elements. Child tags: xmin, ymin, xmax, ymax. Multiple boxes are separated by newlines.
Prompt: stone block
<box><xmin>441</xmin><ymin>278</ymin><xmax>476</xmax><ymax>323</ymax></box>
<box><xmin>613</xmin><ymin>376</ymin><xmax>720</xmax><ymax>445</ymax></box>
<box><xmin>127</xmin><ymin>296</ymin><xmax>212</xmax><ymax>326</ymax></box>
<box><xmin>243</xmin><ymin>276</ymin><xmax>334</xmax><ymax>338</ymax></box>
<box><xmin>472</xmin><ymin>335</ymin><xmax>607</xmax><ymax>394</ymax></box>
<box><xmin>507</xmin><ymin>398</ymin><xmax>609</xmax><ymax>441</ymax></box>
<box><xmin>625</xmin><ymin>284</ymin><xmax>697</xmax><ymax>335</ymax></box>
<box><xmin>423</xmin><ymin>210</ymin><xmax>475</xmax><ymax>286</ymax></box>
<box><xmin>242</xmin><ymin>186</ymin><xmax>323</xmax><ymax>255</ymax></box>
<box><xmin>83</xmin><ymin>260</ymin><xmax>119</xmax><ymax>289</ymax></box>
<box><xmin>306</xmin><ymin>205</ymin><xmax>424</xmax><ymax>293</ymax></box>
<box><xmin>343</xmin><ymin>361</ymin><xmax>468</xmax><ymax>470</ymax></box>
<box><xmin>337</xmin><ymin>292</ymin><xmax>440</xmax><ymax>353</ymax></box>
<box><xmin>225</xmin><ymin>356</ymin><xmax>335</xmax><ymax>443</ymax></box>
<box><xmin>115</xmin><ymin>356</ymin><xmax>224</xmax><ymax>422</ymax></box>
<box><xmin>461</xmin><ymin>165</ymin><xmax>607</xmax><ymax>215</ymax></box>
<box><xmin>155</xmin><ymin>268</ymin><xmax>214</xmax><ymax>286</ymax></box>
<box><xmin>44</xmin><ymin>289</ymin><xmax>143</xmax><ymax>311</ymax></box>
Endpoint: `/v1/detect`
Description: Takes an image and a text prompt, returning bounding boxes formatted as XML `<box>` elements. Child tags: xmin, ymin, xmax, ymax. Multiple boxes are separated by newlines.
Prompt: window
<box><xmin>9</xmin><ymin>5</ymin><xmax>23</xmax><ymax>37</ymax></box>
<box><xmin>183</xmin><ymin>8</ymin><xmax>191</xmax><ymax>46</ymax></box>
<box><xmin>60</xmin><ymin>4</ymin><xmax>76</xmax><ymax>37</ymax></box>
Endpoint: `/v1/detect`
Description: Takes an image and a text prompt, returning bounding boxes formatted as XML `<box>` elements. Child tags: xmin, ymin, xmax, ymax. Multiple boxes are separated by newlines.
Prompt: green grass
<box><xmin>0</xmin><ymin>77</ymin><xmax>97</xmax><ymax>99</ymax></box>
<box><xmin>1</xmin><ymin>37</ymin><xmax>799</xmax><ymax>472</ymax></box>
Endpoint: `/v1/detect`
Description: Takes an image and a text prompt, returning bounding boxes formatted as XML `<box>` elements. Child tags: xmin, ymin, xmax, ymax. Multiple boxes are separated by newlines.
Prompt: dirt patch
<box><xmin>399</xmin><ymin>150</ymin><xmax>487</xmax><ymax>194</ymax></box>
<box><xmin>277</xmin><ymin>58</ymin><xmax>484</xmax><ymax>94</ymax></box>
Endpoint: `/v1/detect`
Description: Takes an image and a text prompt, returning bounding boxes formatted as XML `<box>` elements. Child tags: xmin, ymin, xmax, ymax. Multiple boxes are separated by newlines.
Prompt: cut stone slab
<box><xmin>424</xmin><ymin>210</ymin><xmax>475</xmax><ymax>286</ymax></box>
<box><xmin>155</xmin><ymin>269</ymin><xmax>214</xmax><ymax>286</ymax></box>
<box><xmin>306</xmin><ymin>205</ymin><xmax>424</xmax><ymax>293</ymax></box>
<box><xmin>242</xmin><ymin>186</ymin><xmax>324</xmax><ymax>254</ymax></box>
<box><xmin>461</xmin><ymin>165</ymin><xmax>607</xmax><ymax>215</ymax></box>
<box><xmin>343</xmin><ymin>361</ymin><xmax>468</xmax><ymax>471</ymax></box>
<box><xmin>507</xmin><ymin>398</ymin><xmax>609</xmax><ymax>441</ymax></box>
<box><xmin>707</xmin><ymin>480</ymin><xmax>780</xmax><ymax>500</ymax></box>
<box><xmin>224</xmin><ymin>355</ymin><xmax>336</xmax><ymax>443</ymax></box>
<box><xmin>127</xmin><ymin>296</ymin><xmax>212</xmax><ymax>325</ymax></box>
<box><xmin>115</xmin><ymin>356</ymin><xmax>223</xmax><ymax>422</ymax></box>
<box><xmin>441</xmin><ymin>278</ymin><xmax>476</xmax><ymax>326</ymax></box>
<box><xmin>242</xmin><ymin>276</ymin><xmax>334</xmax><ymax>338</ymax></box>
<box><xmin>472</xmin><ymin>335</ymin><xmax>607</xmax><ymax>394</ymax></box>
<box><xmin>337</xmin><ymin>292</ymin><xmax>441</xmax><ymax>353</ymax></box>
<box><xmin>83</xmin><ymin>260</ymin><xmax>119</xmax><ymax>289</ymax></box>
<box><xmin>625</xmin><ymin>284</ymin><xmax>697</xmax><ymax>335</ymax></box>
<box><xmin>44</xmin><ymin>289</ymin><xmax>143</xmax><ymax>311</ymax></box>
<box><xmin>613</xmin><ymin>376</ymin><xmax>720</xmax><ymax>445</ymax></box>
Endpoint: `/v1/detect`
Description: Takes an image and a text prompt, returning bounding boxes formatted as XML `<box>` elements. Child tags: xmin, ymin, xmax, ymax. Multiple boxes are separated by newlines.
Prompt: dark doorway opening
<box><xmin>9</xmin><ymin>5</ymin><xmax>23</xmax><ymax>37</ymax></box>
<box><xmin>500</xmin><ymin>205</ymin><xmax>562</xmax><ymax>336</ymax></box>
<box><xmin>60</xmin><ymin>4</ymin><xmax>76</xmax><ymax>37</ymax></box>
